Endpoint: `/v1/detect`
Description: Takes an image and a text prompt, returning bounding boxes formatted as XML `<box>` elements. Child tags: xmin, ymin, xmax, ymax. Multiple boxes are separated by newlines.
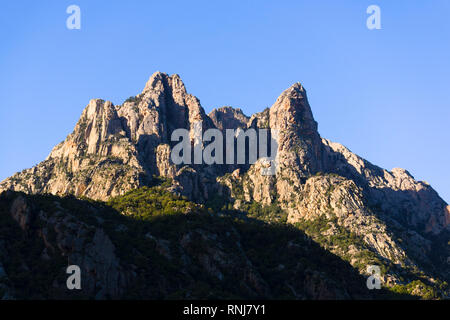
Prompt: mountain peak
<box><xmin>290</xmin><ymin>81</ymin><xmax>304</xmax><ymax>91</ymax></box>
<box><xmin>275</xmin><ymin>82</ymin><xmax>307</xmax><ymax>104</ymax></box>
<box><xmin>143</xmin><ymin>71</ymin><xmax>186</xmax><ymax>94</ymax></box>
<box><xmin>269</xmin><ymin>82</ymin><xmax>316</xmax><ymax>133</ymax></box>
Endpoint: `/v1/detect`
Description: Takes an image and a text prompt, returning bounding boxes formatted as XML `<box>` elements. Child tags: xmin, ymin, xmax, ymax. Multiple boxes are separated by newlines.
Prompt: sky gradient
<box><xmin>0</xmin><ymin>1</ymin><xmax>449</xmax><ymax>202</ymax></box>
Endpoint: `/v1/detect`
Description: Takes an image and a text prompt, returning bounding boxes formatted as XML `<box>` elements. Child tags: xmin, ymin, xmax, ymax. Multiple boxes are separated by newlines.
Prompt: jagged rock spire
<box><xmin>143</xmin><ymin>71</ymin><xmax>187</xmax><ymax>94</ymax></box>
<box><xmin>268</xmin><ymin>82</ymin><xmax>324</xmax><ymax>177</ymax></box>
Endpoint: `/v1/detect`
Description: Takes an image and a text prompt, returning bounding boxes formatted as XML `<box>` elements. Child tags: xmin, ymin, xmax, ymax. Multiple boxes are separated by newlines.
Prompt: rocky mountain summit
<box><xmin>0</xmin><ymin>72</ymin><xmax>449</xmax><ymax>299</ymax></box>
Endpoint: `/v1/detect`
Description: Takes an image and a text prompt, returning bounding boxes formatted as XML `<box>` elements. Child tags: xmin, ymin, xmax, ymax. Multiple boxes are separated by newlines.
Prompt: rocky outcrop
<box><xmin>321</xmin><ymin>138</ymin><xmax>449</xmax><ymax>234</ymax></box>
<box><xmin>208</xmin><ymin>106</ymin><xmax>249</xmax><ymax>131</ymax></box>
<box><xmin>268</xmin><ymin>83</ymin><xmax>325</xmax><ymax>177</ymax></box>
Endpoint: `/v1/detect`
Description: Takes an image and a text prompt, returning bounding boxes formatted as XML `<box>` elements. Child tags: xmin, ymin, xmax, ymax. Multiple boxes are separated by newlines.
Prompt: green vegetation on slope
<box><xmin>0</xmin><ymin>187</ymin><xmax>413</xmax><ymax>300</ymax></box>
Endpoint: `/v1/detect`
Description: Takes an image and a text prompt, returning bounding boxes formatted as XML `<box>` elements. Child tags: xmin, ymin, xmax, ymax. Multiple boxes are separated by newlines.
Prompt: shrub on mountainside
<box><xmin>107</xmin><ymin>186</ymin><xmax>203</xmax><ymax>219</ymax></box>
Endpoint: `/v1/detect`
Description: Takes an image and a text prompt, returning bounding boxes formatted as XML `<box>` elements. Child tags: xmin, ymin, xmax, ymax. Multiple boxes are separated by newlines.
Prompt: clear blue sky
<box><xmin>1</xmin><ymin>1</ymin><xmax>449</xmax><ymax>203</ymax></box>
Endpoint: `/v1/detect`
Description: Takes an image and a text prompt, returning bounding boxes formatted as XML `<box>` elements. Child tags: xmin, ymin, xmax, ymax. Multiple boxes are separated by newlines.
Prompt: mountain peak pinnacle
<box><xmin>142</xmin><ymin>71</ymin><xmax>186</xmax><ymax>94</ymax></box>
<box><xmin>291</xmin><ymin>82</ymin><xmax>304</xmax><ymax>91</ymax></box>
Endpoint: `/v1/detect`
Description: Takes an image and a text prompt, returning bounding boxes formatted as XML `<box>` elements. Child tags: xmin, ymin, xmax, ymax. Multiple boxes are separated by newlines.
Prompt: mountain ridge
<box><xmin>0</xmin><ymin>71</ymin><xmax>449</xmax><ymax>299</ymax></box>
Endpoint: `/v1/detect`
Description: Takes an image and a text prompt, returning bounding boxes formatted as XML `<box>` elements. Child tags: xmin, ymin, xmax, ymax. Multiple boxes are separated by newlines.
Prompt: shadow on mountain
<box><xmin>0</xmin><ymin>190</ymin><xmax>416</xmax><ymax>300</ymax></box>
<box><xmin>135</xmin><ymin>133</ymin><xmax>161</xmax><ymax>179</ymax></box>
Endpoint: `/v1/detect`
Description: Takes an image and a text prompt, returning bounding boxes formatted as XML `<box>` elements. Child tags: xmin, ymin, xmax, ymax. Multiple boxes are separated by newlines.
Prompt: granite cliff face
<box><xmin>0</xmin><ymin>72</ymin><xmax>448</xmax><ymax>299</ymax></box>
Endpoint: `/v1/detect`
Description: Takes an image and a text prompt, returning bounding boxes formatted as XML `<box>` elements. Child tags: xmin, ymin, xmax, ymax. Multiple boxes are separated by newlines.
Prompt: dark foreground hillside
<box><xmin>0</xmin><ymin>184</ymin><xmax>414</xmax><ymax>300</ymax></box>
<box><xmin>1</xmin><ymin>72</ymin><xmax>448</xmax><ymax>300</ymax></box>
